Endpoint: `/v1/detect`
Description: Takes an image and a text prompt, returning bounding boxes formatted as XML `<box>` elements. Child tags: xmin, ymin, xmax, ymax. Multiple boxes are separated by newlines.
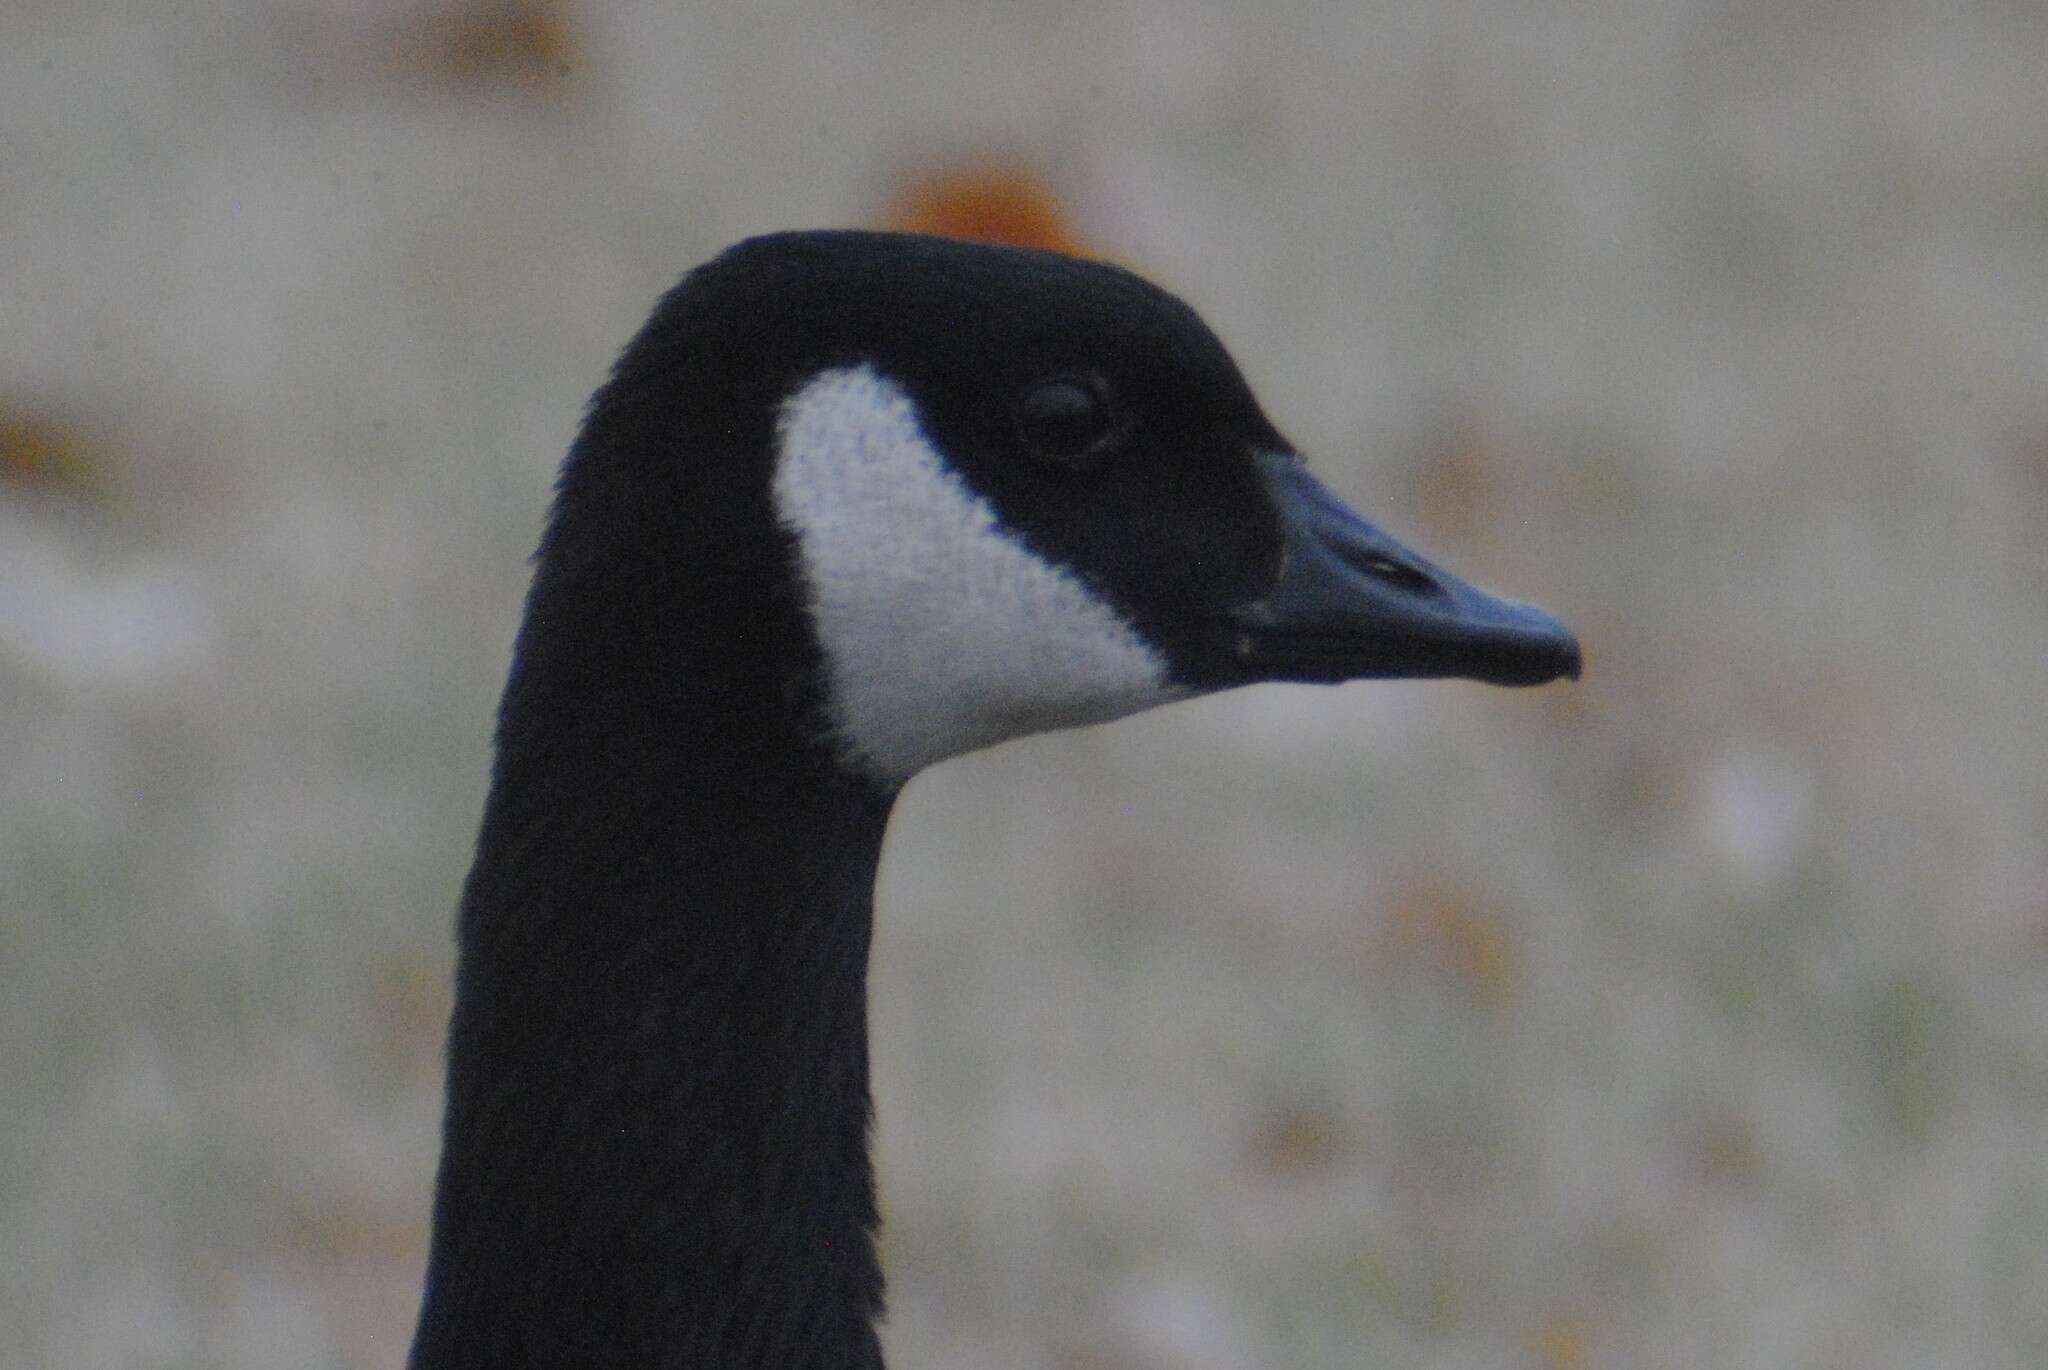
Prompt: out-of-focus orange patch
<box><xmin>1386</xmin><ymin>879</ymin><xmax>1515</xmax><ymax>999</ymax></box>
<box><xmin>1525</xmin><ymin>1312</ymin><xmax>1592</xmax><ymax>1370</ymax></box>
<box><xmin>0</xmin><ymin>407</ymin><xmax>99</xmax><ymax>497</ymax></box>
<box><xmin>884</xmin><ymin>167</ymin><xmax>1087</xmax><ymax>256</ymax></box>
<box><xmin>1593</xmin><ymin>740</ymin><xmax>1676</xmax><ymax>828</ymax></box>
<box><xmin>368</xmin><ymin>951</ymin><xmax>453</xmax><ymax>1079</ymax></box>
<box><xmin>1697</xmin><ymin>1117</ymin><xmax>1761</xmax><ymax>1186</ymax></box>
<box><xmin>1245</xmin><ymin>1102</ymin><xmax>1343</xmax><ymax>1178</ymax></box>
<box><xmin>1413</xmin><ymin>413</ymin><xmax>1499</xmax><ymax>544</ymax></box>
<box><xmin>393</xmin><ymin>0</ymin><xmax>579</xmax><ymax>89</ymax></box>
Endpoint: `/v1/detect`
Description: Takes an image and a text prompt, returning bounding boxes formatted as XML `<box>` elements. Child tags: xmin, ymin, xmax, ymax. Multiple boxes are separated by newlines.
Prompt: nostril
<box><xmin>1348</xmin><ymin>549</ymin><xmax>1439</xmax><ymax>595</ymax></box>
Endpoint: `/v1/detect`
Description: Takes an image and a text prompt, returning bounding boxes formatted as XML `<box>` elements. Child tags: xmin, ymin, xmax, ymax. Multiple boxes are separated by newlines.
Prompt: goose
<box><xmin>408</xmin><ymin>229</ymin><xmax>1580</xmax><ymax>1369</ymax></box>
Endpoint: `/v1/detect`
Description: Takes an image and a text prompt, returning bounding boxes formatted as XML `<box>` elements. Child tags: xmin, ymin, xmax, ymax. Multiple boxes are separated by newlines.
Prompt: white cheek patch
<box><xmin>771</xmin><ymin>366</ymin><xmax>1184</xmax><ymax>783</ymax></box>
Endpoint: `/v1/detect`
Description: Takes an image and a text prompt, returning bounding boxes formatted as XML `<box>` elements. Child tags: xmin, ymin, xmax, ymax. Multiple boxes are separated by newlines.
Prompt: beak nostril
<box><xmin>1349</xmin><ymin>550</ymin><xmax>1439</xmax><ymax>596</ymax></box>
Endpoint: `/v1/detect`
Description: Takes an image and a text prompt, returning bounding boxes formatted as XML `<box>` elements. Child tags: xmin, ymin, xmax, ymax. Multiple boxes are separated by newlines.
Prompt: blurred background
<box><xmin>5</xmin><ymin>2</ymin><xmax>2046</xmax><ymax>1367</ymax></box>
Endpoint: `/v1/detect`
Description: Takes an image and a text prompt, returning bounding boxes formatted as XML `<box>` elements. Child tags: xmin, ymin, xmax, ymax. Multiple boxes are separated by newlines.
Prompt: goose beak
<box><xmin>1225</xmin><ymin>453</ymin><xmax>1581</xmax><ymax>688</ymax></box>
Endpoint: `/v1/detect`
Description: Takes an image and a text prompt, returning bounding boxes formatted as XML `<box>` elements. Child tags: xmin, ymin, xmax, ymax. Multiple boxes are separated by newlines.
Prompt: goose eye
<box><xmin>1015</xmin><ymin>374</ymin><xmax>1120</xmax><ymax>467</ymax></box>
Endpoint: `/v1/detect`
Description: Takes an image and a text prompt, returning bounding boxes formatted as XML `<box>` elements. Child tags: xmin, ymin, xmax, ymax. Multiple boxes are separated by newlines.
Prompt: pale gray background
<box><xmin>5</xmin><ymin>2</ymin><xmax>2046</xmax><ymax>1367</ymax></box>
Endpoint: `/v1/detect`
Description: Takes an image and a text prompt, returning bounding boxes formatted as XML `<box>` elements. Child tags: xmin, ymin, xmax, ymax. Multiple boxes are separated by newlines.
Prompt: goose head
<box><xmin>544</xmin><ymin>230</ymin><xmax>1576</xmax><ymax>792</ymax></box>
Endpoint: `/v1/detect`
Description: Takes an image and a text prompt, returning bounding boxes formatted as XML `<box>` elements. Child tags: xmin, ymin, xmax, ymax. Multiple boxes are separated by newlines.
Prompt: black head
<box><xmin>526</xmin><ymin>230</ymin><xmax>1579</xmax><ymax>786</ymax></box>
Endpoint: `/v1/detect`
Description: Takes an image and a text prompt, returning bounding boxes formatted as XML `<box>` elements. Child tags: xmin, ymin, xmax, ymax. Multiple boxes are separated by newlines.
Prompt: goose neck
<box><xmin>412</xmin><ymin>745</ymin><xmax>896</xmax><ymax>1368</ymax></box>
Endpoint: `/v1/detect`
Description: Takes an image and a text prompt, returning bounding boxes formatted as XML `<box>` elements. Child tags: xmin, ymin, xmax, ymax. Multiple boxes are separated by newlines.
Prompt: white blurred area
<box><xmin>5</xmin><ymin>2</ymin><xmax>2046</xmax><ymax>1367</ymax></box>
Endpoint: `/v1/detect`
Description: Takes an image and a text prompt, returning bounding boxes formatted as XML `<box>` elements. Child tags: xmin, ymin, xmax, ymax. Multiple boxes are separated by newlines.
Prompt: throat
<box><xmin>411</xmin><ymin>749</ymin><xmax>897</xmax><ymax>1370</ymax></box>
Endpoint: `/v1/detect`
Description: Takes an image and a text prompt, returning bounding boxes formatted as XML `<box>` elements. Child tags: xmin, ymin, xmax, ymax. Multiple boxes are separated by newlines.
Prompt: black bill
<box><xmin>1226</xmin><ymin>452</ymin><xmax>1581</xmax><ymax>688</ymax></box>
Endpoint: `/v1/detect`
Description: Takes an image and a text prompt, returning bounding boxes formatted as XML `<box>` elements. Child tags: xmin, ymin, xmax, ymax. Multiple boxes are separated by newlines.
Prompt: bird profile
<box><xmin>408</xmin><ymin>230</ymin><xmax>1579</xmax><ymax>1369</ymax></box>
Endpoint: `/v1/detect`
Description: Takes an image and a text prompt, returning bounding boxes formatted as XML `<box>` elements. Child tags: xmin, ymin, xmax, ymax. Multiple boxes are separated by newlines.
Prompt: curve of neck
<box><xmin>410</xmin><ymin>664</ymin><xmax>896</xmax><ymax>1368</ymax></box>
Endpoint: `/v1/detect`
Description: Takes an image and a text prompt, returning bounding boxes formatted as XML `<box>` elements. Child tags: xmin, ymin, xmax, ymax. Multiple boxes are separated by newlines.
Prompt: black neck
<box><xmin>411</xmin><ymin>392</ymin><xmax>900</xmax><ymax>1365</ymax></box>
<box><xmin>411</xmin><ymin>724</ymin><xmax>895</xmax><ymax>1369</ymax></box>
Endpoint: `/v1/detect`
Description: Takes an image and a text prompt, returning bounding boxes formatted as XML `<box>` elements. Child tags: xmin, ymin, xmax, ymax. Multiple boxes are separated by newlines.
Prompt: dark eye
<box><xmin>1015</xmin><ymin>374</ymin><xmax>1122</xmax><ymax>467</ymax></box>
